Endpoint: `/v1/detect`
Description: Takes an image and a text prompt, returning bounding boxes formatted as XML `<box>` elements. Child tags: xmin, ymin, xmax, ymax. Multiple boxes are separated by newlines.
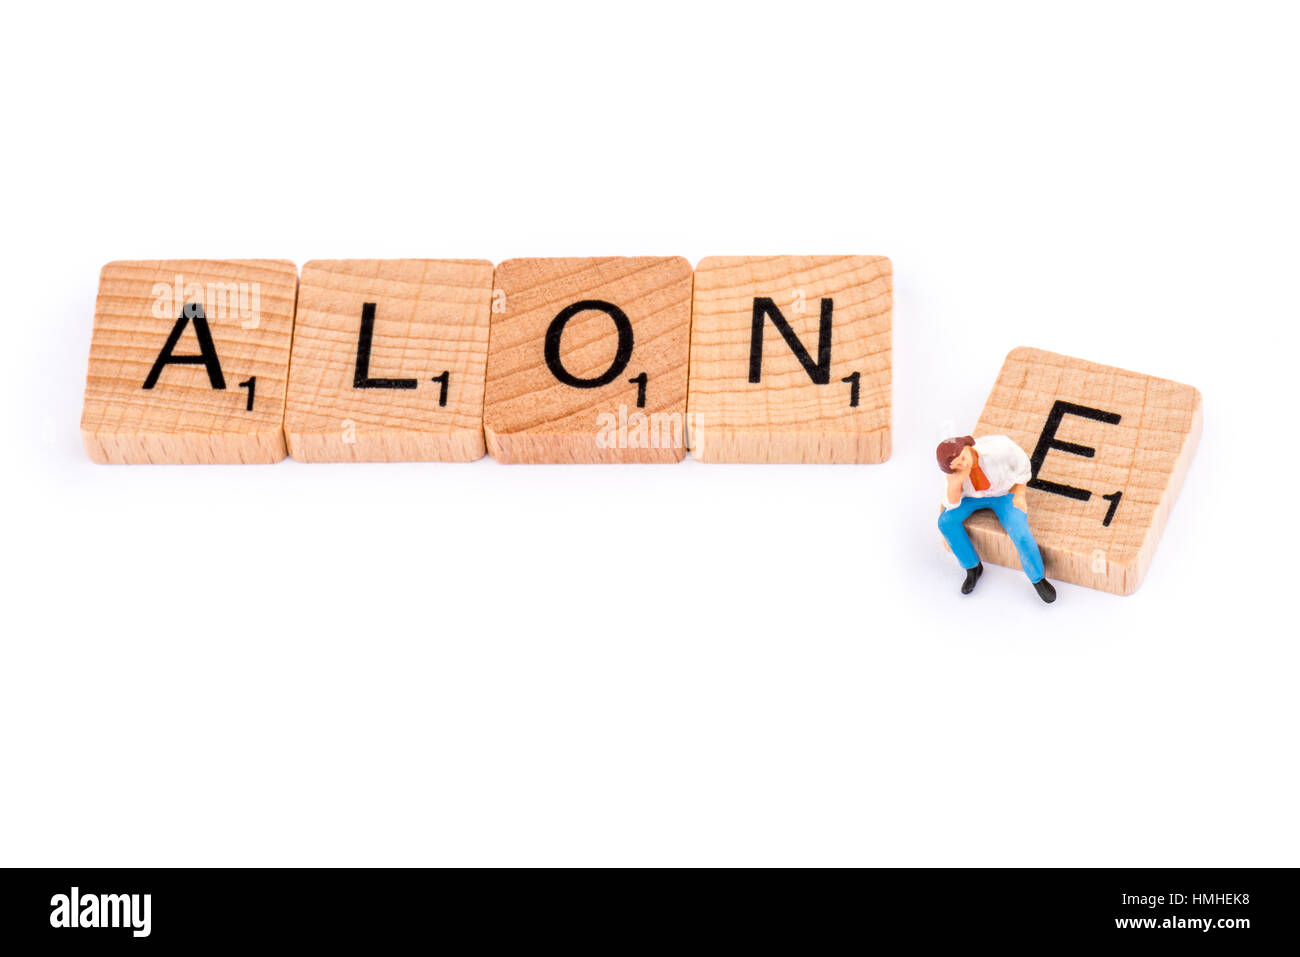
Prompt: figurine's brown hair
<box><xmin>936</xmin><ymin>435</ymin><xmax>976</xmax><ymax>473</ymax></box>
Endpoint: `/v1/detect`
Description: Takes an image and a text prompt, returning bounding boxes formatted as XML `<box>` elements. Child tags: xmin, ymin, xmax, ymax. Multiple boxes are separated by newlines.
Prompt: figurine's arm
<box><xmin>945</xmin><ymin>472</ymin><xmax>965</xmax><ymax>507</ymax></box>
<box><xmin>1011</xmin><ymin>482</ymin><xmax>1028</xmax><ymax>512</ymax></box>
<box><xmin>1007</xmin><ymin>441</ymin><xmax>1033</xmax><ymax>511</ymax></box>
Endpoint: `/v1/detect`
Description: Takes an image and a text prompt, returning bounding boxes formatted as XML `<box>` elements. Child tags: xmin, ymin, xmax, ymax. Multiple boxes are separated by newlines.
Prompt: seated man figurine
<box><xmin>936</xmin><ymin>435</ymin><xmax>1056</xmax><ymax>603</ymax></box>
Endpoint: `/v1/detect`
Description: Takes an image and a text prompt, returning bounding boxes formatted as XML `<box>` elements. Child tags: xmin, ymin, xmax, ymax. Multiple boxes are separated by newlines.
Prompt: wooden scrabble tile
<box><xmin>964</xmin><ymin>347</ymin><xmax>1202</xmax><ymax>595</ymax></box>
<box><xmin>484</xmin><ymin>257</ymin><xmax>693</xmax><ymax>463</ymax></box>
<box><xmin>687</xmin><ymin>255</ymin><xmax>892</xmax><ymax>463</ymax></box>
<box><xmin>284</xmin><ymin>260</ymin><xmax>494</xmax><ymax>462</ymax></box>
<box><xmin>81</xmin><ymin>260</ymin><xmax>297</xmax><ymax>464</ymax></box>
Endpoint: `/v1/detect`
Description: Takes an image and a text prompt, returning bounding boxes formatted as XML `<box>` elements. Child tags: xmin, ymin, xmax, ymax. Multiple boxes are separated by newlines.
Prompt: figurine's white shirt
<box><xmin>943</xmin><ymin>435</ymin><xmax>1033</xmax><ymax>509</ymax></box>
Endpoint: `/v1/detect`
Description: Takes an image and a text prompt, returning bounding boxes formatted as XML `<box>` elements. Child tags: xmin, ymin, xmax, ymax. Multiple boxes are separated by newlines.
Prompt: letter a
<box><xmin>143</xmin><ymin>303</ymin><xmax>227</xmax><ymax>390</ymax></box>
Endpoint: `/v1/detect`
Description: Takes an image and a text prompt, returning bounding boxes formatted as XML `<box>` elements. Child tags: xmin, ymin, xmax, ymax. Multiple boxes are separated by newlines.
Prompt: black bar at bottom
<box><xmin>0</xmin><ymin>867</ymin><xmax>1292</xmax><ymax>948</ymax></box>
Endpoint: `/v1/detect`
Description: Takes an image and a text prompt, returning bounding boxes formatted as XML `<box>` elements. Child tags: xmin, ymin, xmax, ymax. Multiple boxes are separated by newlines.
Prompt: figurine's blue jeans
<box><xmin>938</xmin><ymin>493</ymin><xmax>1045</xmax><ymax>583</ymax></box>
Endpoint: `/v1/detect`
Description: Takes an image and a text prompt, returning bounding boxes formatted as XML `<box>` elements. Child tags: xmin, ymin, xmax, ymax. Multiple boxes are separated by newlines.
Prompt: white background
<box><xmin>2</xmin><ymin>1</ymin><xmax>1296</xmax><ymax>866</ymax></box>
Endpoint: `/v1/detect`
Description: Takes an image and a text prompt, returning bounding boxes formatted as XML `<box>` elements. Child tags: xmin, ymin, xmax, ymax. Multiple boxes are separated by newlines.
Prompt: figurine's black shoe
<box><xmin>961</xmin><ymin>563</ymin><xmax>983</xmax><ymax>595</ymax></box>
<box><xmin>1032</xmin><ymin>578</ymin><xmax>1057</xmax><ymax>603</ymax></box>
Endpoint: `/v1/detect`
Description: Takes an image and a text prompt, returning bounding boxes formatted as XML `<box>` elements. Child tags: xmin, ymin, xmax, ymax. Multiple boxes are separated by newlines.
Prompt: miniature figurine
<box><xmin>936</xmin><ymin>435</ymin><xmax>1056</xmax><ymax>603</ymax></box>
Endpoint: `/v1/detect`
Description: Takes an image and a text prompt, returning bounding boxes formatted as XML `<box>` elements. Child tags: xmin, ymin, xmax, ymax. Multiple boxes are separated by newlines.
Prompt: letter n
<box><xmin>749</xmin><ymin>297</ymin><xmax>832</xmax><ymax>384</ymax></box>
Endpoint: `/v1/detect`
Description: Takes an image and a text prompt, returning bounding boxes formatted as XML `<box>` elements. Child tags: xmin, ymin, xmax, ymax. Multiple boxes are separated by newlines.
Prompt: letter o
<box><xmin>544</xmin><ymin>300</ymin><xmax>634</xmax><ymax>389</ymax></box>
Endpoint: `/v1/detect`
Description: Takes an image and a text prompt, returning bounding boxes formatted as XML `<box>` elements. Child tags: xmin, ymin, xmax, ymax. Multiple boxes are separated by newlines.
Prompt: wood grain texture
<box><xmin>963</xmin><ymin>347</ymin><xmax>1202</xmax><ymax>595</ymax></box>
<box><xmin>687</xmin><ymin>256</ymin><xmax>892</xmax><ymax>463</ymax></box>
<box><xmin>484</xmin><ymin>257</ymin><xmax>692</xmax><ymax>463</ymax></box>
<box><xmin>81</xmin><ymin>260</ymin><xmax>297</xmax><ymax>464</ymax></box>
<box><xmin>284</xmin><ymin>260</ymin><xmax>493</xmax><ymax>462</ymax></box>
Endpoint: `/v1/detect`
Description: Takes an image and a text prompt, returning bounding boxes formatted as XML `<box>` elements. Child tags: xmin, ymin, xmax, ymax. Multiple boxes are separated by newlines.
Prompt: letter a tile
<box><xmin>81</xmin><ymin>260</ymin><xmax>297</xmax><ymax>464</ymax></box>
<box><xmin>484</xmin><ymin>257</ymin><xmax>693</xmax><ymax>463</ymax></box>
<box><xmin>687</xmin><ymin>255</ymin><xmax>892</xmax><ymax>463</ymax></box>
<box><xmin>285</xmin><ymin>259</ymin><xmax>494</xmax><ymax>461</ymax></box>
<box><xmin>964</xmin><ymin>347</ymin><xmax>1202</xmax><ymax>594</ymax></box>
